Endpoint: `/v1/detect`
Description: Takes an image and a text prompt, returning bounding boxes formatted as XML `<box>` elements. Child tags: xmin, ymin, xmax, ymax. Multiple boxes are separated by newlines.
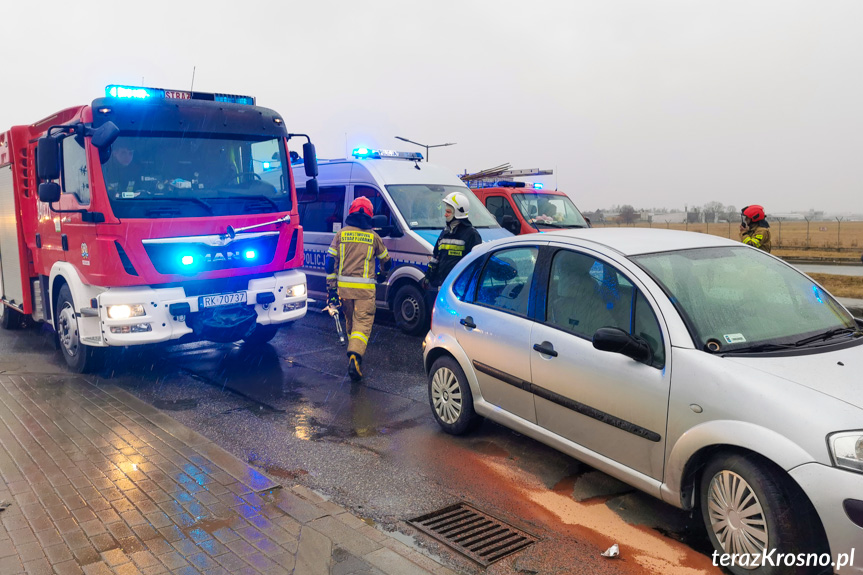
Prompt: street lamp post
<box><xmin>394</xmin><ymin>136</ymin><xmax>456</xmax><ymax>162</ymax></box>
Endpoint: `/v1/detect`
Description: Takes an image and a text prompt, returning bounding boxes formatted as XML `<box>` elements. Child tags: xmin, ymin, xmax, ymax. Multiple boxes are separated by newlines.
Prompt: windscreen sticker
<box><xmin>723</xmin><ymin>333</ymin><xmax>747</xmax><ymax>344</ymax></box>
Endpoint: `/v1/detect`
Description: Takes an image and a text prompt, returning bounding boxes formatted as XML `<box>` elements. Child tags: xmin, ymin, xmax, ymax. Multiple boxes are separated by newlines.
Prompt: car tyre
<box><xmin>428</xmin><ymin>355</ymin><xmax>480</xmax><ymax>435</ymax></box>
<box><xmin>56</xmin><ymin>285</ymin><xmax>105</xmax><ymax>373</ymax></box>
<box><xmin>0</xmin><ymin>304</ymin><xmax>22</xmax><ymax>330</ymax></box>
<box><xmin>700</xmin><ymin>452</ymin><xmax>827</xmax><ymax>575</ymax></box>
<box><xmin>242</xmin><ymin>324</ymin><xmax>280</xmax><ymax>344</ymax></box>
<box><xmin>393</xmin><ymin>283</ymin><xmax>429</xmax><ymax>336</ymax></box>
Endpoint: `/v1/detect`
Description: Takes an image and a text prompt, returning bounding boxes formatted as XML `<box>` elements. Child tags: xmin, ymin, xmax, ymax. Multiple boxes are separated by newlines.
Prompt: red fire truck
<box><xmin>0</xmin><ymin>84</ymin><xmax>320</xmax><ymax>372</ymax></box>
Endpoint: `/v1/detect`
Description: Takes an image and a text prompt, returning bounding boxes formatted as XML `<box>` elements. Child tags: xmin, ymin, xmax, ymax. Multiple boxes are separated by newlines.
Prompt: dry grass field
<box><xmin>592</xmin><ymin>220</ymin><xmax>863</xmax><ymax>261</ymax></box>
<box><xmin>808</xmin><ymin>273</ymin><xmax>863</xmax><ymax>299</ymax></box>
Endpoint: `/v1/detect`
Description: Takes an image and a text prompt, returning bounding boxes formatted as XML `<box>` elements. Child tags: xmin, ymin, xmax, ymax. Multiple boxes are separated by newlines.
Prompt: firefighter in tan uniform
<box><xmin>739</xmin><ymin>205</ymin><xmax>772</xmax><ymax>253</ymax></box>
<box><xmin>325</xmin><ymin>197</ymin><xmax>392</xmax><ymax>381</ymax></box>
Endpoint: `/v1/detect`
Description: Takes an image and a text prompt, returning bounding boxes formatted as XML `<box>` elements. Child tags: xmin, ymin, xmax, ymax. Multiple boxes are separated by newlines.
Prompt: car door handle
<box><xmin>460</xmin><ymin>316</ymin><xmax>476</xmax><ymax>329</ymax></box>
<box><xmin>533</xmin><ymin>342</ymin><xmax>558</xmax><ymax>357</ymax></box>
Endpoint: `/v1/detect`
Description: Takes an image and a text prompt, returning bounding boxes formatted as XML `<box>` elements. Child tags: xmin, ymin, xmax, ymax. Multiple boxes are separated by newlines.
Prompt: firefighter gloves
<box><xmin>327</xmin><ymin>288</ymin><xmax>341</xmax><ymax>308</ymax></box>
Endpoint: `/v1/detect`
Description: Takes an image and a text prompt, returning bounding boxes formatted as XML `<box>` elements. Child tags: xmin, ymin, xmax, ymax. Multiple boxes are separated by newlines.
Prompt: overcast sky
<box><xmin>4</xmin><ymin>0</ymin><xmax>862</xmax><ymax>213</ymax></box>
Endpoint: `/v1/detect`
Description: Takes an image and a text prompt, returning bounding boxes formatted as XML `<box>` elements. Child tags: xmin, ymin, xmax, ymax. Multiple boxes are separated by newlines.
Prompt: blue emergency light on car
<box><xmin>533</xmin><ymin>183</ymin><xmax>544</xmax><ymax>189</ymax></box>
<box><xmin>351</xmin><ymin>148</ymin><xmax>423</xmax><ymax>161</ymax></box>
<box><xmin>105</xmin><ymin>85</ymin><xmax>255</xmax><ymax>105</ymax></box>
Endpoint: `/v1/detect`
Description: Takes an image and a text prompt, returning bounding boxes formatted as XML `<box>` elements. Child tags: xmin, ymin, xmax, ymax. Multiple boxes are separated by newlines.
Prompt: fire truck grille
<box><xmin>143</xmin><ymin>235</ymin><xmax>279</xmax><ymax>275</ymax></box>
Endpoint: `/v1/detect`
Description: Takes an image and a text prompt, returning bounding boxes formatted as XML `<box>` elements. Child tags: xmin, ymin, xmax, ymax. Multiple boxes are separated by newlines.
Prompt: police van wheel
<box><xmin>0</xmin><ymin>304</ymin><xmax>22</xmax><ymax>330</ymax></box>
<box><xmin>242</xmin><ymin>324</ymin><xmax>280</xmax><ymax>344</ymax></box>
<box><xmin>56</xmin><ymin>285</ymin><xmax>104</xmax><ymax>374</ymax></box>
<box><xmin>393</xmin><ymin>284</ymin><xmax>428</xmax><ymax>336</ymax></box>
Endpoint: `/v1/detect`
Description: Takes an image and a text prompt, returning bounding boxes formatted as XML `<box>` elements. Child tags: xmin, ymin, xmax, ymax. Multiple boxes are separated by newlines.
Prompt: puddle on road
<box><xmin>182</xmin><ymin>511</ymin><xmax>239</xmax><ymax>536</ymax></box>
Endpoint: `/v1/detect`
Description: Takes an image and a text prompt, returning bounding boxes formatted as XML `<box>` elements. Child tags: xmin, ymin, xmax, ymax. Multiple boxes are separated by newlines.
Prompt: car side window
<box><xmin>633</xmin><ymin>290</ymin><xmax>665</xmax><ymax>368</ymax></box>
<box><xmin>297</xmin><ymin>185</ymin><xmax>346</xmax><ymax>232</ymax></box>
<box><xmin>546</xmin><ymin>249</ymin><xmax>664</xmax><ymax>368</ymax></box>
<box><xmin>62</xmin><ymin>136</ymin><xmax>90</xmax><ymax>204</ymax></box>
<box><xmin>484</xmin><ymin>196</ymin><xmax>516</xmax><ymax>225</ymax></box>
<box><xmin>354</xmin><ymin>185</ymin><xmax>393</xmax><ymax>223</ymax></box>
<box><xmin>453</xmin><ymin>258</ymin><xmax>482</xmax><ymax>302</ymax></box>
<box><xmin>475</xmin><ymin>247</ymin><xmax>538</xmax><ymax>316</ymax></box>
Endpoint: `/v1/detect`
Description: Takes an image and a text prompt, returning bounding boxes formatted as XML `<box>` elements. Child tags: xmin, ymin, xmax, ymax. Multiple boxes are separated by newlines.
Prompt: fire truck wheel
<box><xmin>0</xmin><ymin>304</ymin><xmax>22</xmax><ymax>330</ymax></box>
<box><xmin>56</xmin><ymin>285</ymin><xmax>104</xmax><ymax>373</ymax></box>
<box><xmin>242</xmin><ymin>324</ymin><xmax>280</xmax><ymax>344</ymax></box>
<box><xmin>393</xmin><ymin>283</ymin><xmax>429</xmax><ymax>336</ymax></box>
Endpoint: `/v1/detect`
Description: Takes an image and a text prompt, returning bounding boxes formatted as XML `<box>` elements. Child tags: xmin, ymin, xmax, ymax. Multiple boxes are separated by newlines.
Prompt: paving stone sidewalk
<box><xmin>0</xmin><ymin>373</ymin><xmax>458</xmax><ymax>575</ymax></box>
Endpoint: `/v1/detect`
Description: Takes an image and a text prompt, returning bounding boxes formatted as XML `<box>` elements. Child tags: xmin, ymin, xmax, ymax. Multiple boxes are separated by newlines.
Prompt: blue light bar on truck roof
<box><xmin>351</xmin><ymin>147</ymin><xmax>423</xmax><ymax>161</ymax></box>
<box><xmin>105</xmin><ymin>85</ymin><xmax>255</xmax><ymax>105</ymax></box>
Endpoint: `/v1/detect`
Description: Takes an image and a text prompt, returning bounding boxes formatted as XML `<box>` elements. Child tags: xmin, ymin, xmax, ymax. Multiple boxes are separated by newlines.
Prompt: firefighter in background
<box><xmin>739</xmin><ymin>205</ymin><xmax>772</xmax><ymax>253</ymax></box>
<box><xmin>325</xmin><ymin>197</ymin><xmax>392</xmax><ymax>381</ymax></box>
<box><xmin>421</xmin><ymin>192</ymin><xmax>482</xmax><ymax>291</ymax></box>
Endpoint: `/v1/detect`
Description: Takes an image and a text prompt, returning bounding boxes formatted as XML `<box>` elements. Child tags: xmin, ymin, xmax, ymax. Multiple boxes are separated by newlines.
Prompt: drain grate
<box><xmin>408</xmin><ymin>503</ymin><xmax>538</xmax><ymax>567</ymax></box>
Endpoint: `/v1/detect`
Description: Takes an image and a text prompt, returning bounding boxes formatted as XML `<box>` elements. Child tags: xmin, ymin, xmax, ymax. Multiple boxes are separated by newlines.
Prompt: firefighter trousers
<box><xmin>341</xmin><ymin>297</ymin><xmax>376</xmax><ymax>357</ymax></box>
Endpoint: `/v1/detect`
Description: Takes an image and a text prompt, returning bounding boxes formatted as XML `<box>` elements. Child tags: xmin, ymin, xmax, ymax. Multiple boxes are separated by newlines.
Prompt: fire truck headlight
<box><xmin>107</xmin><ymin>304</ymin><xmax>146</xmax><ymax>320</ymax></box>
<box><xmin>286</xmin><ymin>284</ymin><xmax>306</xmax><ymax>298</ymax></box>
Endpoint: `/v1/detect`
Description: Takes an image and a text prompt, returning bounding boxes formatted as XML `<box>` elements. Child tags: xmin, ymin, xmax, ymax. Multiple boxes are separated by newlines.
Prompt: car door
<box><xmin>529</xmin><ymin>246</ymin><xmax>670</xmax><ymax>479</ymax></box>
<box><xmin>455</xmin><ymin>245</ymin><xmax>541</xmax><ymax>423</ymax></box>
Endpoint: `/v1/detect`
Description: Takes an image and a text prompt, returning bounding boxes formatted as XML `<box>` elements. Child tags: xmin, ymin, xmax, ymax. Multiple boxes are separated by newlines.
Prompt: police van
<box><xmin>293</xmin><ymin>148</ymin><xmax>511</xmax><ymax>334</ymax></box>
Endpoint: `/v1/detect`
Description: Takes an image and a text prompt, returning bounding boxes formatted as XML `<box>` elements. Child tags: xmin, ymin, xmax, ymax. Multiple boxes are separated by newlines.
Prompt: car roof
<box><xmin>536</xmin><ymin>227</ymin><xmax>742</xmax><ymax>256</ymax></box>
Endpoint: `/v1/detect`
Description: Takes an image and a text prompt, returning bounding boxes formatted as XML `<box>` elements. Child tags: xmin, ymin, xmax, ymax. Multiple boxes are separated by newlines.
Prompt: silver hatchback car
<box><xmin>422</xmin><ymin>228</ymin><xmax>863</xmax><ymax>574</ymax></box>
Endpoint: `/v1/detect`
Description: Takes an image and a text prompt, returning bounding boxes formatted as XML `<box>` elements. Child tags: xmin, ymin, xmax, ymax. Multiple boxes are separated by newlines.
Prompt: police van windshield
<box><xmin>386</xmin><ymin>185</ymin><xmax>499</xmax><ymax>229</ymax></box>
<box><xmin>512</xmin><ymin>193</ymin><xmax>588</xmax><ymax>228</ymax></box>
<box><xmin>100</xmin><ymin>134</ymin><xmax>291</xmax><ymax>218</ymax></box>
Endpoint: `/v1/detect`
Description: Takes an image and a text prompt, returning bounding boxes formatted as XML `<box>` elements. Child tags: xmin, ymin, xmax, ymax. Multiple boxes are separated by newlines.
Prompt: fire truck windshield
<box><xmin>101</xmin><ymin>134</ymin><xmax>291</xmax><ymax>218</ymax></box>
<box><xmin>512</xmin><ymin>193</ymin><xmax>588</xmax><ymax>228</ymax></box>
<box><xmin>385</xmin><ymin>185</ymin><xmax>499</xmax><ymax>230</ymax></box>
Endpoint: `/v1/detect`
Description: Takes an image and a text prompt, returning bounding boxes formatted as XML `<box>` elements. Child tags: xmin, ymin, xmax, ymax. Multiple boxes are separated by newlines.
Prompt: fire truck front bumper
<box><xmin>97</xmin><ymin>270</ymin><xmax>307</xmax><ymax>346</ymax></box>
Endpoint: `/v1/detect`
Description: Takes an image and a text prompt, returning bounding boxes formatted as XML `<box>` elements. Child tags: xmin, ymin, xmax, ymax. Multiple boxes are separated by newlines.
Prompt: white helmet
<box><xmin>442</xmin><ymin>192</ymin><xmax>470</xmax><ymax>219</ymax></box>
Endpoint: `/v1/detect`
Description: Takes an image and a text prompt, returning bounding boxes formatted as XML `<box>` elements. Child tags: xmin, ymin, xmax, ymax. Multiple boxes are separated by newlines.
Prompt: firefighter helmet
<box><xmin>349</xmin><ymin>197</ymin><xmax>373</xmax><ymax>218</ymax></box>
<box><xmin>741</xmin><ymin>205</ymin><xmax>766</xmax><ymax>223</ymax></box>
<box><xmin>442</xmin><ymin>192</ymin><xmax>470</xmax><ymax>219</ymax></box>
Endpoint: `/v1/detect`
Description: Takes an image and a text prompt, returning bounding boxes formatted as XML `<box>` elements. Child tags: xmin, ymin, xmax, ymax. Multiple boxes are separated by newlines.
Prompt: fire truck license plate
<box><xmin>199</xmin><ymin>292</ymin><xmax>248</xmax><ymax>308</ymax></box>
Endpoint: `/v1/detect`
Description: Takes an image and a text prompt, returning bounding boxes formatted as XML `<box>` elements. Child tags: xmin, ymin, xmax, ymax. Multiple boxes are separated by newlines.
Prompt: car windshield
<box><xmin>512</xmin><ymin>193</ymin><xmax>588</xmax><ymax>228</ymax></box>
<box><xmin>386</xmin><ymin>185</ymin><xmax>500</xmax><ymax>229</ymax></box>
<box><xmin>633</xmin><ymin>246</ymin><xmax>857</xmax><ymax>352</ymax></box>
<box><xmin>100</xmin><ymin>134</ymin><xmax>291</xmax><ymax>218</ymax></box>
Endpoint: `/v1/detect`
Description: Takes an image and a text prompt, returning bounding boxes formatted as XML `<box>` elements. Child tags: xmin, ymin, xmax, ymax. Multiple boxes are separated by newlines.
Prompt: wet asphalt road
<box><xmin>0</xmin><ymin>309</ymin><xmax>722</xmax><ymax>575</ymax></box>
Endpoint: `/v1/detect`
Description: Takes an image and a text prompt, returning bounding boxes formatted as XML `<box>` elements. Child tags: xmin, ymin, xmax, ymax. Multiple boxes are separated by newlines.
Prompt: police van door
<box><xmin>298</xmin><ymin>185</ymin><xmax>347</xmax><ymax>298</ymax></box>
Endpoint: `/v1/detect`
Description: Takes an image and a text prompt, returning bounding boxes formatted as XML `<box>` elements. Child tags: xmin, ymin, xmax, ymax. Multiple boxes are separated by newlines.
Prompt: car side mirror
<box><xmin>501</xmin><ymin>214</ymin><xmax>520</xmax><ymax>235</ymax></box>
<box><xmin>297</xmin><ymin>178</ymin><xmax>319</xmax><ymax>204</ymax></box>
<box><xmin>38</xmin><ymin>182</ymin><xmax>61</xmax><ymax>203</ymax></box>
<box><xmin>302</xmin><ymin>142</ymin><xmax>318</xmax><ymax>178</ymax></box>
<box><xmin>90</xmin><ymin>121</ymin><xmax>120</xmax><ymax>149</ymax></box>
<box><xmin>372</xmin><ymin>214</ymin><xmax>391</xmax><ymax>237</ymax></box>
<box><xmin>592</xmin><ymin>327</ymin><xmax>652</xmax><ymax>364</ymax></box>
<box><xmin>37</xmin><ymin>136</ymin><xmax>61</xmax><ymax>181</ymax></box>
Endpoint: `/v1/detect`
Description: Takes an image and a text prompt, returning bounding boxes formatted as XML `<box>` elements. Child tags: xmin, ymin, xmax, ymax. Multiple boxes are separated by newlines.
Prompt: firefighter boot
<box><xmin>347</xmin><ymin>352</ymin><xmax>363</xmax><ymax>382</ymax></box>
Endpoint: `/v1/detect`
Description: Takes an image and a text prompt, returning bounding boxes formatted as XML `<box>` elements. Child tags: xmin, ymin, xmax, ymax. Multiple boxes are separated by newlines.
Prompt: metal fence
<box><xmin>589</xmin><ymin>220</ymin><xmax>863</xmax><ymax>252</ymax></box>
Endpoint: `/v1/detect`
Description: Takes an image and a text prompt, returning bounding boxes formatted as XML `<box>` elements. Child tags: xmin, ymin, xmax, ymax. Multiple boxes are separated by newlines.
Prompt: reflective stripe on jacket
<box><xmin>740</xmin><ymin>223</ymin><xmax>772</xmax><ymax>253</ymax></box>
<box><xmin>327</xmin><ymin>226</ymin><xmax>390</xmax><ymax>299</ymax></box>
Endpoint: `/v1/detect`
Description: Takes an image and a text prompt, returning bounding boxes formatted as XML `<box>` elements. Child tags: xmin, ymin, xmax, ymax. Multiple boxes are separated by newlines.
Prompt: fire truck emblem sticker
<box><xmin>81</xmin><ymin>243</ymin><xmax>90</xmax><ymax>265</ymax></box>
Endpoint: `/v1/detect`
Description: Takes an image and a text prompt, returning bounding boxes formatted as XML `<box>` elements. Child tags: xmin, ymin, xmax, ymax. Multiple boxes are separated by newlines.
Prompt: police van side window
<box><xmin>354</xmin><ymin>185</ymin><xmax>393</xmax><ymax>224</ymax></box>
<box><xmin>62</xmin><ymin>136</ymin><xmax>90</xmax><ymax>204</ymax></box>
<box><xmin>297</xmin><ymin>185</ymin><xmax>346</xmax><ymax>232</ymax></box>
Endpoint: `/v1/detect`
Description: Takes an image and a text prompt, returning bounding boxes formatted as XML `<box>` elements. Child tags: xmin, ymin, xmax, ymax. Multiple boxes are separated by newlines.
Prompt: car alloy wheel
<box><xmin>706</xmin><ymin>470</ymin><xmax>769</xmax><ymax>567</ymax></box>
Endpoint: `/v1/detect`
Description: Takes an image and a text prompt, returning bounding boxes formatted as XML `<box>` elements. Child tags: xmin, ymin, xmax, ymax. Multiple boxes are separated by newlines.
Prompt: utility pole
<box><xmin>836</xmin><ymin>216</ymin><xmax>843</xmax><ymax>248</ymax></box>
<box><xmin>804</xmin><ymin>216</ymin><xmax>812</xmax><ymax>247</ymax></box>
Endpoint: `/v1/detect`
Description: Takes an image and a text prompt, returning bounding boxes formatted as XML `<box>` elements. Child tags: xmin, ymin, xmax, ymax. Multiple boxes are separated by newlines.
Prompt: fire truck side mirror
<box><xmin>38</xmin><ymin>182</ymin><xmax>61</xmax><ymax>204</ymax></box>
<box><xmin>36</xmin><ymin>136</ymin><xmax>61</xmax><ymax>181</ymax></box>
<box><xmin>302</xmin><ymin>142</ymin><xmax>318</xmax><ymax>178</ymax></box>
<box><xmin>90</xmin><ymin>121</ymin><xmax>120</xmax><ymax>149</ymax></box>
